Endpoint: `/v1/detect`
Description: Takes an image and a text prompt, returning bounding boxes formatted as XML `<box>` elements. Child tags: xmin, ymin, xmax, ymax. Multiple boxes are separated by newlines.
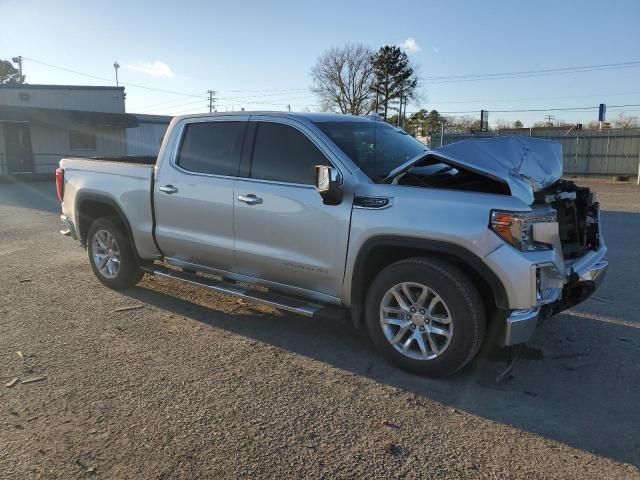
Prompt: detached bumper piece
<box><xmin>502</xmin><ymin>249</ymin><xmax>608</xmax><ymax>346</ymax></box>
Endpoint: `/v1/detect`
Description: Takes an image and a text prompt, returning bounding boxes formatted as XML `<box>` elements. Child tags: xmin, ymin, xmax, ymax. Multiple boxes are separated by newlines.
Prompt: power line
<box><xmin>427</xmin><ymin>91</ymin><xmax>640</xmax><ymax>105</ymax></box>
<box><xmin>422</xmin><ymin>60</ymin><xmax>640</xmax><ymax>84</ymax></box>
<box><xmin>136</xmin><ymin>98</ymin><xmax>208</xmax><ymax>113</ymax></box>
<box><xmin>407</xmin><ymin>103</ymin><xmax>640</xmax><ymax>116</ymax></box>
<box><xmin>23</xmin><ymin>56</ymin><xmax>206</xmax><ymax>98</ymax></box>
<box><xmin>22</xmin><ymin>57</ymin><xmax>310</xmax><ymax>100</ymax></box>
<box><xmin>131</xmin><ymin>94</ymin><xmax>209</xmax><ymax>111</ymax></box>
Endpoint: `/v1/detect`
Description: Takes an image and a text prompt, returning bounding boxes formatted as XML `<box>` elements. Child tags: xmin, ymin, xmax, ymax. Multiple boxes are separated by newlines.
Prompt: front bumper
<box><xmin>501</xmin><ymin>247</ymin><xmax>608</xmax><ymax>346</ymax></box>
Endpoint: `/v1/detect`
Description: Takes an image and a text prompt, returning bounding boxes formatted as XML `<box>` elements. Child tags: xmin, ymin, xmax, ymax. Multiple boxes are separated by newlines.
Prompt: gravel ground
<box><xmin>0</xmin><ymin>178</ymin><xmax>639</xmax><ymax>479</ymax></box>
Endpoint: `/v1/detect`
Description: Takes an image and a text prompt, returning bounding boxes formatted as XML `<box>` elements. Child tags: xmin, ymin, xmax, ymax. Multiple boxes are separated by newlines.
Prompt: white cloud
<box><xmin>432</xmin><ymin>46</ymin><xmax>440</xmax><ymax>54</ymax></box>
<box><xmin>400</xmin><ymin>37</ymin><xmax>421</xmax><ymax>53</ymax></box>
<box><xmin>124</xmin><ymin>61</ymin><xmax>175</xmax><ymax>78</ymax></box>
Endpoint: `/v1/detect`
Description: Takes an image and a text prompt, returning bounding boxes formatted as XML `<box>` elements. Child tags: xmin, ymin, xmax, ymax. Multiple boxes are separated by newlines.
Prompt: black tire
<box><xmin>87</xmin><ymin>216</ymin><xmax>144</xmax><ymax>289</ymax></box>
<box><xmin>365</xmin><ymin>257</ymin><xmax>485</xmax><ymax>377</ymax></box>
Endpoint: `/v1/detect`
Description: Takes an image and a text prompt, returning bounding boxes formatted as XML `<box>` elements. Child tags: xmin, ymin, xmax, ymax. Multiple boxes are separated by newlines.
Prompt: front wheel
<box><xmin>365</xmin><ymin>257</ymin><xmax>485</xmax><ymax>377</ymax></box>
<box><xmin>87</xmin><ymin>217</ymin><xmax>143</xmax><ymax>289</ymax></box>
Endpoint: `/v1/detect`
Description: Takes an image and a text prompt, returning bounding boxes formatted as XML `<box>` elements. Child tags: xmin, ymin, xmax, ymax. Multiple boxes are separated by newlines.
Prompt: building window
<box><xmin>69</xmin><ymin>131</ymin><xmax>96</xmax><ymax>151</ymax></box>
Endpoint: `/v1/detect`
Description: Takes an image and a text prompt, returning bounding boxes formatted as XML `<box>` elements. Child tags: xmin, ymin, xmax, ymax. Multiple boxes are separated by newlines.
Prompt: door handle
<box><xmin>159</xmin><ymin>185</ymin><xmax>178</xmax><ymax>194</ymax></box>
<box><xmin>237</xmin><ymin>194</ymin><xmax>263</xmax><ymax>205</ymax></box>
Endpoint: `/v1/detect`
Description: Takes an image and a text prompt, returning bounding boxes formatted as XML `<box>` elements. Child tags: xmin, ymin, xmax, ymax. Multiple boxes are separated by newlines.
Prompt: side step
<box><xmin>142</xmin><ymin>265</ymin><xmax>347</xmax><ymax>320</ymax></box>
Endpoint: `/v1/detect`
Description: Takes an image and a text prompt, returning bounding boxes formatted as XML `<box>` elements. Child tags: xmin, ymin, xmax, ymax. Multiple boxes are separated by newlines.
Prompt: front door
<box><xmin>233</xmin><ymin>118</ymin><xmax>353</xmax><ymax>298</ymax></box>
<box><xmin>3</xmin><ymin>122</ymin><xmax>33</xmax><ymax>173</ymax></box>
<box><xmin>154</xmin><ymin>116</ymin><xmax>248</xmax><ymax>272</ymax></box>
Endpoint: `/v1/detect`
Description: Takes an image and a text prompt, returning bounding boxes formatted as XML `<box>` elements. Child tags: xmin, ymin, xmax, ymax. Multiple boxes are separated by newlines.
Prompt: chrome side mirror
<box><xmin>314</xmin><ymin>165</ymin><xmax>342</xmax><ymax>205</ymax></box>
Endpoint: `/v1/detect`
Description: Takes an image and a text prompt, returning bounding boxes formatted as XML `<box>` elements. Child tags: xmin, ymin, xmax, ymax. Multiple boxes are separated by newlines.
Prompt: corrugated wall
<box><xmin>29</xmin><ymin>124</ymin><xmax>127</xmax><ymax>174</ymax></box>
<box><xmin>126</xmin><ymin>122</ymin><xmax>169</xmax><ymax>156</ymax></box>
<box><xmin>429</xmin><ymin>128</ymin><xmax>640</xmax><ymax>176</ymax></box>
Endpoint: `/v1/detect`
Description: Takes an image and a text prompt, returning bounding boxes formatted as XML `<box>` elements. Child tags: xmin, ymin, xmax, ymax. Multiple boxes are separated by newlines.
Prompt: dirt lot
<box><xmin>1</xmin><ymin>178</ymin><xmax>639</xmax><ymax>479</ymax></box>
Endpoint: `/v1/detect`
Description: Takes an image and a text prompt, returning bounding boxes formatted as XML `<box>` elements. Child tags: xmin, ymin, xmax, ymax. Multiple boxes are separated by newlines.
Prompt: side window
<box><xmin>176</xmin><ymin>121</ymin><xmax>245</xmax><ymax>176</ymax></box>
<box><xmin>250</xmin><ymin>122</ymin><xmax>329</xmax><ymax>184</ymax></box>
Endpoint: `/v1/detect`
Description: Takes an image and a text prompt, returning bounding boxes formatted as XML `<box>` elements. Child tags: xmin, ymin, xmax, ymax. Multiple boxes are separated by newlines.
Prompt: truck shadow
<box><xmin>0</xmin><ymin>180</ymin><xmax>60</xmax><ymax>214</ymax></box>
<box><xmin>122</xmin><ymin>273</ymin><xmax>640</xmax><ymax>467</ymax></box>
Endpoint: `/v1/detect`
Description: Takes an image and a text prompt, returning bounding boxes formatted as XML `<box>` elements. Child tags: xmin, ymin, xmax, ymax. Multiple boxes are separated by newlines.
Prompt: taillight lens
<box><xmin>55</xmin><ymin>167</ymin><xmax>64</xmax><ymax>202</ymax></box>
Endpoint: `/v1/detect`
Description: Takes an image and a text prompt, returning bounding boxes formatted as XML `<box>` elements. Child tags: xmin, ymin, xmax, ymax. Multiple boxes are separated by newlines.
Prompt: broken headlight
<box><xmin>490</xmin><ymin>209</ymin><xmax>557</xmax><ymax>251</ymax></box>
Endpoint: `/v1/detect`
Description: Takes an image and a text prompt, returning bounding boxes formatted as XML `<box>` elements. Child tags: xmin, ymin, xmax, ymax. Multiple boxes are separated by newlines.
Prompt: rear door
<box><xmin>154</xmin><ymin>116</ymin><xmax>248</xmax><ymax>271</ymax></box>
<box><xmin>3</xmin><ymin>122</ymin><xmax>34</xmax><ymax>173</ymax></box>
<box><xmin>233</xmin><ymin>117</ymin><xmax>353</xmax><ymax>298</ymax></box>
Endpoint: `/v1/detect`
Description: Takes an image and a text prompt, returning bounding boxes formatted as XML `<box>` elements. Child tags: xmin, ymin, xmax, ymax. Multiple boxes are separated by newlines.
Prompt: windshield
<box><xmin>314</xmin><ymin>121</ymin><xmax>428</xmax><ymax>181</ymax></box>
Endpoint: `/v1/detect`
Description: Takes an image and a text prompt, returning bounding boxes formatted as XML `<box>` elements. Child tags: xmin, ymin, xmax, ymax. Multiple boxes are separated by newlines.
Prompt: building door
<box><xmin>3</xmin><ymin>122</ymin><xmax>34</xmax><ymax>173</ymax></box>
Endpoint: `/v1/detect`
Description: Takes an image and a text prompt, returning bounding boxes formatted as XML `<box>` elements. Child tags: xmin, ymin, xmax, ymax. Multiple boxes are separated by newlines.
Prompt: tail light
<box><xmin>55</xmin><ymin>167</ymin><xmax>64</xmax><ymax>202</ymax></box>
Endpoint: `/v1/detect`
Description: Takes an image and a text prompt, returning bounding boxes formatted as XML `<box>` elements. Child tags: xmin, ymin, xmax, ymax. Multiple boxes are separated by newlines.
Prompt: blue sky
<box><xmin>1</xmin><ymin>0</ymin><xmax>639</xmax><ymax>126</ymax></box>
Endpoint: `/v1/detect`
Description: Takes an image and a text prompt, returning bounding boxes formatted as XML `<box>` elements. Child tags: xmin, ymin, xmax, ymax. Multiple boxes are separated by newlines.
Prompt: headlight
<box><xmin>490</xmin><ymin>209</ymin><xmax>557</xmax><ymax>251</ymax></box>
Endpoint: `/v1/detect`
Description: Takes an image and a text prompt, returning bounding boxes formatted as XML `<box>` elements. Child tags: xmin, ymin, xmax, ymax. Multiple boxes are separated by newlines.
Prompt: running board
<box><xmin>143</xmin><ymin>265</ymin><xmax>346</xmax><ymax>320</ymax></box>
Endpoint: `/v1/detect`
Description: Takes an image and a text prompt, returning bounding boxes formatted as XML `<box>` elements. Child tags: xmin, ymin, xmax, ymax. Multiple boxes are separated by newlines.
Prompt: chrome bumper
<box><xmin>502</xmin><ymin>248</ymin><xmax>608</xmax><ymax>346</ymax></box>
<box><xmin>60</xmin><ymin>215</ymin><xmax>78</xmax><ymax>240</ymax></box>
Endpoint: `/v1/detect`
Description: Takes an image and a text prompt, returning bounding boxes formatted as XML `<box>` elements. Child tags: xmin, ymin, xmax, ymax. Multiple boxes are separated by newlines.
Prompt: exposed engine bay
<box><xmin>392</xmin><ymin>160</ymin><xmax>511</xmax><ymax>196</ymax></box>
<box><xmin>534</xmin><ymin>180</ymin><xmax>601</xmax><ymax>259</ymax></box>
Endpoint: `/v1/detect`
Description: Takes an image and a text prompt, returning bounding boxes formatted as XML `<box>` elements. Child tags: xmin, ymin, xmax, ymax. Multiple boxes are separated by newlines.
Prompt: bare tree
<box><xmin>614</xmin><ymin>112</ymin><xmax>639</xmax><ymax>129</ymax></box>
<box><xmin>310</xmin><ymin>44</ymin><xmax>376</xmax><ymax>115</ymax></box>
<box><xmin>494</xmin><ymin>118</ymin><xmax>514</xmax><ymax>131</ymax></box>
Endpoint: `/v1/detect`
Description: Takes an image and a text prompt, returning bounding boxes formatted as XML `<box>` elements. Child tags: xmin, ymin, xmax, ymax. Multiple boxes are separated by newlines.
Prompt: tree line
<box><xmin>310</xmin><ymin>44</ymin><xmax>419</xmax><ymax>122</ymax></box>
<box><xmin>309</xmin><ymin>45</ymin><xmax>639</xmax><ymax>133</ymax></box>
<box><xmin>0</xmin><ymin>59</ymin><xmax>25</xmax><ymax>84</ymax></box>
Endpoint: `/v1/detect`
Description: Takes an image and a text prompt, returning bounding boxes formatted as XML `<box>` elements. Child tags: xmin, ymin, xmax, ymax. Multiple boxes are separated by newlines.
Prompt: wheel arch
<box><xmin>75</xmin><ymin>192</ymin><xmax>141</xmax><ymax>263</ymax></box>
<box><xmin>349</xmin><ymin>236</ymin><xmax>508</xmax><ymax>328</ymax></box>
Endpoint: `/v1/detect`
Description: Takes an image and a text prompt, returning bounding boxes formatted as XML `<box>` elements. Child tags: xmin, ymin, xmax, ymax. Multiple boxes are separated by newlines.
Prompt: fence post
<box><xmin>605</xmin><ymin>131</ymin><xmax>610</xmax><ymax>173</ymax></box>
<box><xmin>575</xmin><ymin>132</ymin><xmax>579</xmax><ymax>172</ymax></box>
<box><xmin>637</xmin><ymin>149</ymin><xmax>640</xmax><ymax>186</ymax></box>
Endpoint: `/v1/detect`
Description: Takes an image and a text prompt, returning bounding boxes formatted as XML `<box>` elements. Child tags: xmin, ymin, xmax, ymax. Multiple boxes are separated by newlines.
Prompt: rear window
<box><xmin>177</xmin><ymin>121</ymin><xmax>246</xmax><ymax>176</ymax></box>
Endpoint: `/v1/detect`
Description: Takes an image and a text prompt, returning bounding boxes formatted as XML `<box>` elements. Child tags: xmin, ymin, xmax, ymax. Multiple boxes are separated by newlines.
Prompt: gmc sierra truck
<box><xmin>56</xmin><ymin>112</ymin><xmax>608</xmax><ymax>376</ymax></box>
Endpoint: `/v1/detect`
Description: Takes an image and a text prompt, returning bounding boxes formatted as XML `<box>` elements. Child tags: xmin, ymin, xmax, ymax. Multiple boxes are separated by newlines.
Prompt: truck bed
<box><xmin>68</xmin><ymin>155</ymin><xmax>157</xmax><ymax>165</ymax></box>
<box><xmin>59</xmin><ymin>156</ymin><xmax>160</xmax><ymax>260</ymax></box>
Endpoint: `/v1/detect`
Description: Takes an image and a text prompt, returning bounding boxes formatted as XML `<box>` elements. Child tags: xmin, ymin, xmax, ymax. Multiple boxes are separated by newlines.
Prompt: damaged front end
<box><xmin>386</xmin><ymin>136</ymin><xmax>608</xmax><ymax>345</ymax></box>
<box><xmin>534</xmin><ymin>179</ymin><xmax>607</xmax><ymax>317</ymax></box>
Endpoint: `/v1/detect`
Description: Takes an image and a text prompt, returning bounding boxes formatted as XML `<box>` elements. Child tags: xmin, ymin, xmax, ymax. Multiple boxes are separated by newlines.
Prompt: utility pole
<box><xmin>544</xmin><ymin>114</ymin><xmax>554</xmax><ymax>127</ymax></box>
<box><xmin>207</xmin><ymin>90</ymin><xmax>216</xmax><ymax>113</ymax></box>
<box><xmin>11</xmin><ymin>56</ymin><xmax>23</xmax><ymax>80</ymax></box>
<box><xmin>113</xmin><ymin>62</ymin><xmax>120</xmax><ymax>86</ymax></box>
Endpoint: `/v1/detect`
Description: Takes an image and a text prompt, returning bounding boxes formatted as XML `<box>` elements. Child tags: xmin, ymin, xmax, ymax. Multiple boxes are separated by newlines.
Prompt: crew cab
<box><xmin>56</xmin><ymin>112</ymin><xmax>608</xmax><ymax>376</ymax></box>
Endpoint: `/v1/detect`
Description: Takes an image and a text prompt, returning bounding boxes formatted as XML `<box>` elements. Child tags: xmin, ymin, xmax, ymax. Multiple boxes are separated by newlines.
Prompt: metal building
<box><xmin>0</xmin><ymin>84</ymin><xmax>170</xmax><ymax>176</ymax></box>
<box><xmin>127</xmin><ymin>114</ymin><xmax>171</xmax><ymax>156</ymax></box>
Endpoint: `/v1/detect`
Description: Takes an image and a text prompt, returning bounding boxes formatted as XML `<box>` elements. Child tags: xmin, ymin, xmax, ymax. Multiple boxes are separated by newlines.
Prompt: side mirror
<box><xmin>314</xmin><ymin>165</ymin><xmax>342</xmax><ymax>205</ymax></box>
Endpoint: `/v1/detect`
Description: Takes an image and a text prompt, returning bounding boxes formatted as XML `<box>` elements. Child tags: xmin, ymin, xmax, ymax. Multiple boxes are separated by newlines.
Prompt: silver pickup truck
<box><xmin>56</xmin><ymin>112</ymin><xmax>607</xmax><ymax>376</ymax></box>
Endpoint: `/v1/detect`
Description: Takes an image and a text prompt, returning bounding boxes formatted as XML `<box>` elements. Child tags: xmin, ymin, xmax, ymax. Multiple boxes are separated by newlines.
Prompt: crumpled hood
<box><xmin>434</xmin><ymin>136</ymin><xmax>563</xmax><ymax>204</ymax></box>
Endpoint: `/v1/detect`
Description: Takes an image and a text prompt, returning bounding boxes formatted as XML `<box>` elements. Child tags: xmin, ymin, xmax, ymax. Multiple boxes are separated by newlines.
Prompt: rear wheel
<box><xmin>87</xmin><ymin>217</ymin><xmax>143</xmax><ymax>289</ymax></box>
<box><xmin>365</xmin><ymin>257</ymin><xmax>485</xmax><ymax>377</ymax></box>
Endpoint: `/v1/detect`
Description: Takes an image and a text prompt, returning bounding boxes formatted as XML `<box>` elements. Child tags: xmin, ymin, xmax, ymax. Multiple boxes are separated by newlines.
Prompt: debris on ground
<box><xmin>551</xmin><ymin>350</ymin><xmax>590</xmax><ymax>360</ymax></box>
<box><xmin>20</xmin><ymin>376</ymin><xmax>47</xmax><ymax>384</ymax></box>
<box><xmin>590</xmin><ymin>296</ymin><xmax>614</xmax><ymax>304</ymax></box>
<box><xmin>18</xmin><ymin>279</ymin><xmax>32</xmax><ymax>283</ymax></box>
<box><xmin>618</xmin><ymin>337</ymin><xmax>632</xmax><ymax>342</ymax></box>
<box><xmin>382</xmin><ymin>419</ymin><xmax>399</xmax><ymax>428</ymax></box>
<box><xmin>523</xmin><ymin>390</ymin><xmax>539</xmax><ymax>397</ymax></box>
<box><xmin>16</xmin><ymin>351</ymin><xmax>23</xmax><ymax>359</ymax></box>
<box><xmin>562</xmin><ymin>362</ymin><xmax>597</xmax><ymax>371</ymax></box>
<box><xmin>114</xmin><ymin>305</ymin><xmax>145</xmax><ymax>312</ymax></box>
<box><xmin>383</xmin><ymin>442</ymin><xmax>397</xmax><ymax>455</ymax></box>
<box><xmin>5</xmin><ymin>377</ymin><xmax>19</xmax><ymax>388</ymax></box>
